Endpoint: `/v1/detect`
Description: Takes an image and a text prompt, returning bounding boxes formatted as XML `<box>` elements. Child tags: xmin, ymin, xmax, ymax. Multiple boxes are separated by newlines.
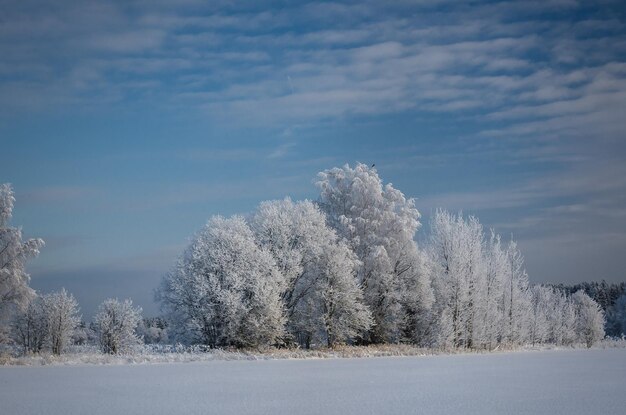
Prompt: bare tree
<box><xmin>44</xmin><ymin>289</ymin><xmax>81</xmax><ymax>355</ymax></box>
<box><xmin>95</xmin><ymin>298</ymin><xmax>142</xmax><ymax>354</ymax></box>
<box><xmin>11</xmin><ymin>296</ymin><xmax>48</xmax><ymax>354</ymax></box>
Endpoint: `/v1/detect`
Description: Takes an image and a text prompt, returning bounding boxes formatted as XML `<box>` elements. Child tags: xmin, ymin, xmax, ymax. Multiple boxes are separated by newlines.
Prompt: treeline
<box><xmin>157</xmin><ymin>164</ymin><xmax>606</xmax><ymax>350</ymax></box>
<box><xmin>0</xmin><ymin>182</ymin><xmax>171</xmax><ymax>356</ymax></box>
<box><xmin>0</xmin><ymin>166</ymin><xmax>613</xmax><ymax>355</ymax></box>
<box><xmin>550</xmin><ymin>281</ymin><xmax>626</xmax><ymax>337</ymax></box>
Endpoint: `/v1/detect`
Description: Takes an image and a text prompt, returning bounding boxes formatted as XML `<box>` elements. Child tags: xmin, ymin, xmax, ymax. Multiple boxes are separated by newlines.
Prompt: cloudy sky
<box><xmin>2</xmin><ymin>0</ymin><xmax>625</xmax><ymax>317</ymax></box>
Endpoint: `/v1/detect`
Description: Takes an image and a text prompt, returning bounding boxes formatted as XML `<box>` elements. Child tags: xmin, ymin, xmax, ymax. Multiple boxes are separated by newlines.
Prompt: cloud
<box><xmin>2</xmin><ymin>0</ymin><xmax>624</xmax><ymax>152</ymax></box>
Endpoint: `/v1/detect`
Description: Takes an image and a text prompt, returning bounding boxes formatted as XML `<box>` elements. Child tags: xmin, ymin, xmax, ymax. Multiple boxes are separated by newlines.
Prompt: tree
<box><xmin>0</xmin><ymin>184</ymin><xmax>44</xmax><ymax>342</ymax></box>
<box><xmin>251</xmin><ymin>198</ymin><xmax>371</xmax><ymax>347</ymax></box>
<box><xmin>481</xmin><ymin>231</ymin><xmax>506</xmax><ymax>349</ymax></box>
<box><xmin>572</xmin><ymin>290</ymin><xmax>605</xmax><ymax>347</ymax></box>
<box><xmin>11</xmin><ymin>296</ymin><xmax>48</xmax><ymax>354</ymax></box>
<box><xmin>316</xmin><ymin>242</ymin><xmax>373</xmax><ymax>347</ymax></box>
<box><xmin>157</xmin><ymin>215</ymin><xmax>285</xmax><ymax>347</ymax></box>
<box><xmin>426</xmin><ymin>210</ymin><xmax>487</xmax><ymax>349</ymax></box>
<box><xmin>425</xmin><ymin>210</ymin><xmax>540</xmax><ymax>350</ymax></box>
<box><xmin>528</xmin><ymin>285</ymin><xmax>553</xmax><ymax>346</ymax></box>
<box><xmin>545</xmin><ymin>290</ymin><xmax>576</xmax><ymax>346</ymax></box>
<box><xmin>44</xmin><ymin>289</ymin><xmax>80</xmax><ymax>355</ymax></box>
<box><xmin>549</xmin><ymin>280</ymin><xmax>626</xmax><ymax>336</ymax></box>
<box><xmin>94</xmin><ymin>298</ymin><xmax>142</xmax><ymax>354</ymax></box>
<box><xmin>316</xmin><ymin>163</ymin><xmax>432</xmax><ymax>344</ymax></box>
<box><xmin>501</xmin><ymin>240</ymin><xmax>532</xmax><ymax>346</ymax></box>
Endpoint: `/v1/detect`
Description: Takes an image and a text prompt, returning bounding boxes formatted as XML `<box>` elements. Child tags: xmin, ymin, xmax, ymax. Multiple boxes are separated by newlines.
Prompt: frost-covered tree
<box><xmin>316</xmin><ymin>163</ymin><xmax>432</xmax><ymax>343</ymax></box>
<box><xmin>545</xmin><ymin>290</ymin><xmax>577</xmax><ymax>346</ymax></box>
<box><xmin>501</xmin><ymin>240</ymin><xmax>532</xmax><ymax>346</ymax></box>
<box><xmin>251</xmin><ymin>198</ymin><xmax>334</xmax><ymax>336</ymax></box>
<box><xmin>528</xmin><ymin>285</ymin><xmax>553</xmax><ymax>346</ymax></box>
<box><xmin>426</xmin><ymin>211</ymin><xmax>487</xmax><ymax>349</ymax></box>
<box><xmin>12</xmin><ymin>289</ymin><xmax>80</xmax><ymax>355</ymax></box>
<box><xmin>146</xmin><ymin>163</ymin><xmax>609</xmax><ymax>352</ymax></box>
<box><xmin>316</xmin><ymin>242</ymin><xmax>373</xmax><ymax>347</ymax></box>
<box><xmin>402</xmin><ymin>249</ymin><xmax>436</xmax><ymax>346</ymax></box>
<box><xmin>11</xmin><ymin>296</ymin><xmax>48</xmax><ymax>354</ymax></box>
<box><xmin>44</xmin><ymin>289</ymin><xmax>80</xmax><ymax>355</ymax></box>
<box><xmin>0</xmin><ymin>184</ymin><xmax>44</xmax><ymax>342</ymax></box>
<box><xmin>426</xmin><ymin>210</ymin><xmax>539</xmax><ymax>350</ymax></box>
<box><xmin>481</xmin><ymin>231</ymin><xmax>506</xmax><ymax>349</ymax></box>
<box><xmin>94</xmin><ymin>298</ymin><xmax>142</xmax><ymax>354</ymax></box>
<box><xmin>251</xmin><ymin>198</ymin><xmax>371</xmax><ymax>347</ymax></box>
<box><xmin>461</xmin><ymin>217</ymin><xmax>487</xmax><ymax>349</ymax></box>
<box><xmin>527</xmin><ymin>286</ymin><xmax>603</xmax><ymax>348</ymax></box>
<box><xmin>157</xmin><ymin>216</ymin><xmax>285</xmax><ymax>347</ymax></box>
<box><xmin>572</xmin><ymin>290</ymin><xmax>605</xmax><ymax>347</ymax></box>
<box><xmin>551</xmin><ymin>280</ymin><xmax>625</xmax><ymax>337</ymax></box>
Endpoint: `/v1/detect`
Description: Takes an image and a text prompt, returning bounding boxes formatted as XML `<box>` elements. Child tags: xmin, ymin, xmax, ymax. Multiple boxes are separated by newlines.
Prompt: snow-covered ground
<box><xmin>1</xmin><ymin>349</ymin><xmax>625</xmax><ymax>414</ymax></box>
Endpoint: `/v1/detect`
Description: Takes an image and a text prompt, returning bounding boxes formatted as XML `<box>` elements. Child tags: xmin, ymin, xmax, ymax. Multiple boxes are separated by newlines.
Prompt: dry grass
<box><xmin>1</xmin><ymin>340</ymin><xmax>622</xmax><ymax>367</ymax></box>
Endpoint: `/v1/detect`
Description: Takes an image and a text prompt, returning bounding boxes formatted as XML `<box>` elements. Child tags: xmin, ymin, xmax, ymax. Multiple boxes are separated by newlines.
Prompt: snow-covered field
<box><xmin>1</xmin><ymin>349</ymin><xmax>625</xmax><ymax>415</ymax></box>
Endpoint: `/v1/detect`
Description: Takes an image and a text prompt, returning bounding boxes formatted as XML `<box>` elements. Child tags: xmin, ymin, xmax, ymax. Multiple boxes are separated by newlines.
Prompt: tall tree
<box><xmin>316</xmin><ymin>163</ymin><xmax>432</xmax><ymax>343</ymax></box>
<box><xmin>502</xmin><ymin>240</ymin><xmax>532</xmax><ymax>346</ymax></box>
<box><xmin>427</xmin><ymin>210</ymin><xmax>487</xmax><ymax>349</ymax></box>
<box><xmin>0</xmin><ymin>184</ymin><xmax>44</xmax><ymax>343</ymax></box>
<box><xmin>481</xmin><ymin>231</ymin><xmax>506</xmax><ymax>349</ymax></box>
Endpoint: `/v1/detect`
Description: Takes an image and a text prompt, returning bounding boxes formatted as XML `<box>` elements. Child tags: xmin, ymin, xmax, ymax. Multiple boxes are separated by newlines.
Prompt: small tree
<box><xmin>94</xmin><ymin>298</ymin><xmax>142</xmax><ymax>354</ymax></box>
<box><xmin>11</xmin><ymin>296</ymin><xmax>48</xmax><ymax>354</ymax></box>
<box><xmin>44</xmin><ymin>289</ymin><xmax>80</xmax><ymax>355</ymax></box>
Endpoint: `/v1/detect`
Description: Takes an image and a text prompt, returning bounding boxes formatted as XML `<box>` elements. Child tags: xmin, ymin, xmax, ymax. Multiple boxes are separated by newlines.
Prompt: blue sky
<box><xmin>2</xmin><ymin>0</ymin><xmax>625</xmax><ymax>317</ymax></box>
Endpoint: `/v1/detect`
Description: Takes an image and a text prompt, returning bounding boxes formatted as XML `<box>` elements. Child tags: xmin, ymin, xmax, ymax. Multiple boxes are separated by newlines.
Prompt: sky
<box><xmin>1</xmin><ymin>0</ymin><xmax>625</xmax><ymax>318</ymax></box>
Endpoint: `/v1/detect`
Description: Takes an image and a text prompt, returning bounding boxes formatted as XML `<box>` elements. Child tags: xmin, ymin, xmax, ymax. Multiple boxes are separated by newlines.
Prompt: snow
<box><xmin>1</xmin><ymin>349</ymin><xmax>625</xmax><ymax>414</ymax></box>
